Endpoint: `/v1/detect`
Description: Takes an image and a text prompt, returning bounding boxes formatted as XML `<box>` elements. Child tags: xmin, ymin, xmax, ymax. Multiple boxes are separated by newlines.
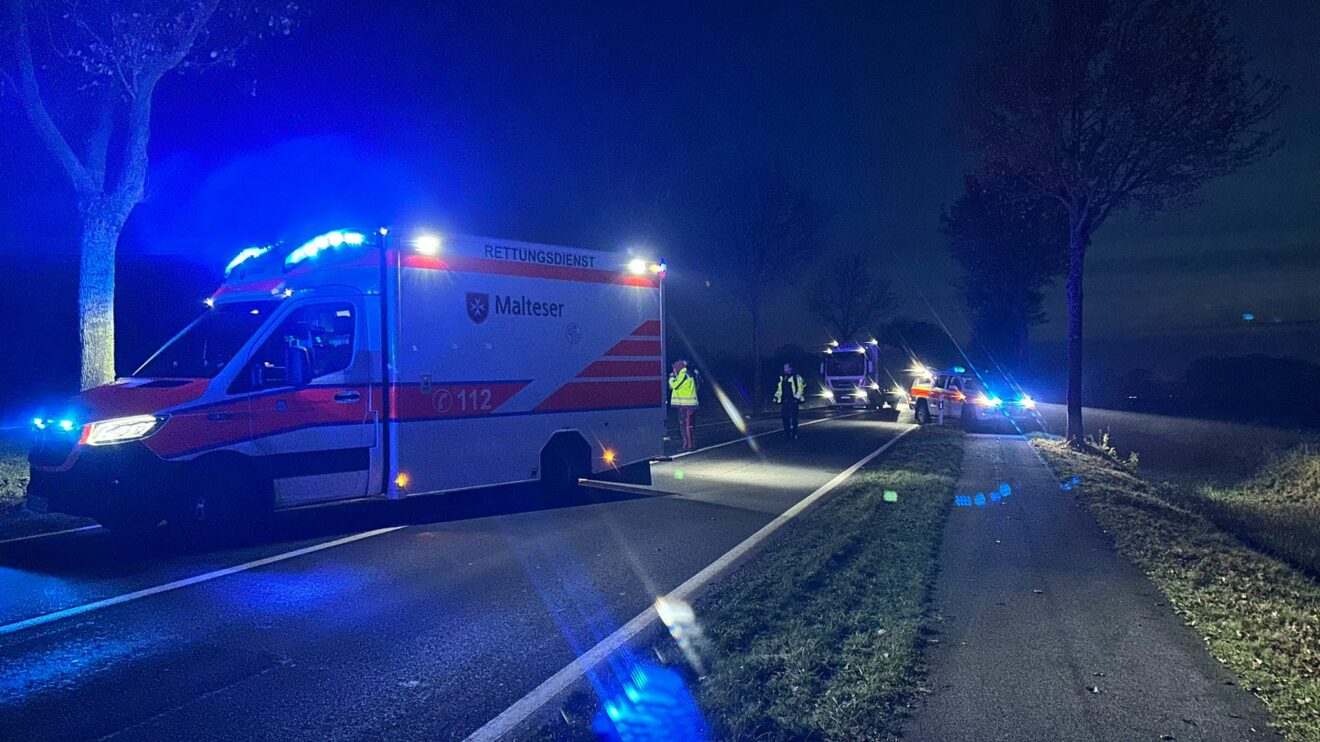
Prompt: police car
<box><xmin>908</xmin><ymin>366</ymin><xmax>1037</xmax><ymax>431</ymax></box>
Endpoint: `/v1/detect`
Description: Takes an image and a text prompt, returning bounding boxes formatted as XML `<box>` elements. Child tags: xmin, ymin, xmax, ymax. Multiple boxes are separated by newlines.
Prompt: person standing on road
<box><xmin>669</xmin><ymin>359</ymin><xmax>700</xmax><ymax>450</ymax></box>
<box><xmin>775</xmin><ymin>363</ymin><xmax>806</xmax><ymax>439</ymax></box>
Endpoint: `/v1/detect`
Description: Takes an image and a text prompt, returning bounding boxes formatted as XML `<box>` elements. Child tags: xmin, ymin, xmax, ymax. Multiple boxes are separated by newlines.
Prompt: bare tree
<box><xmin>943</xmin><ymin>173</ymin><xmax>1066</xmax><ymax>375</ymax></box>
<box><xmin>719</xmin><ymin>170</ymin><xmax>825</xmax><ymax>410</ymax></box>
<box><xmin>1</xmin><ymin>0</ymin><xmax>298</xmax><ymax>389</ymax></box>
<box><xmin>959</xmin><ymin>0</ymin><xmax>1282</xmax><ymax>445</ymax></box>
<box><xmin>807</xmin><ymin>253</ymin><xmax>894</xmax><ymax>342</ymax></box>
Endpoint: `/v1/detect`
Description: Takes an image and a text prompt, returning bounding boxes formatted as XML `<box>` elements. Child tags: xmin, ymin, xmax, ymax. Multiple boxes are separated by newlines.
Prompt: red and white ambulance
<box><xmin>28</xmin><ymin>228</ymin><xmax>667</xmax><ymax>531</ymax></box>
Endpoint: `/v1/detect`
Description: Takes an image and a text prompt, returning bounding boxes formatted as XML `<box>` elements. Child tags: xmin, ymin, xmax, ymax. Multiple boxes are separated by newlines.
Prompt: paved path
<box><xmin>904</xmin><ymin>434</ymin><xmax>1277</xmax><ymax>742</ymax></box>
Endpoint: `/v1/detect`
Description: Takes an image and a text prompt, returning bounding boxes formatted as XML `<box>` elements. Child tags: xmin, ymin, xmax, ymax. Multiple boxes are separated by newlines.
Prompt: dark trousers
<box><xmin>781</xmin><ymin>401</ymin><xmax>799</xmax><ymax>437</ymax></box>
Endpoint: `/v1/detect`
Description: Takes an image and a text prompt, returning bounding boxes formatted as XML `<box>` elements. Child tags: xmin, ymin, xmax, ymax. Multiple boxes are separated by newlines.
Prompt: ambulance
<box><xmin>819</xmin><ymin>340</ymin><xmax>907</xmax><ymax>409</ymax></box>
<box><xmin>27</xmin><ymin>228</ymin><xmax>667</xmax><ymax>532</ymax></box>
<box><xmin>907</xmin><ymin>365</ymin><xmax>1037</xmax><ymax>431</ymax></box>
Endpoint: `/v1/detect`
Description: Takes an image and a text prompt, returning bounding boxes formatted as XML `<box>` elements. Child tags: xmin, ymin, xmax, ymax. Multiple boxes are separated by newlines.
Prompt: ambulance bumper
<box><xmin>27</xmin><ymin>443</ymin><xmax>180</xmax><ymax>521</ymax></box>
<box><xmin>972</xmin><ymin>405</ymin><xmax>1036</xmax><ymax>421</ymax></box>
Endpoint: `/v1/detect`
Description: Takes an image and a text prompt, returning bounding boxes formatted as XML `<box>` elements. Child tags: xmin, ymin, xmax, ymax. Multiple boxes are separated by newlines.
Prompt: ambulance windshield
<box><xmin>824</xmin><ymin>353</ymin><xmax>865</xmax><ymax>377</ymax></box>
<box><xmin>134</xmin><ymin>301</ymin><xmax>278</xmax><ymax>378</ymax></box>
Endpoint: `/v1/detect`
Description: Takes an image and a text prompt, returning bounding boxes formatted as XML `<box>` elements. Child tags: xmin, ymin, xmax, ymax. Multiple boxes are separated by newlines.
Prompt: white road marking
<box><xmin>0</xmin><ymin>524</ymin><xmax>101</xmax><ymax>545</ymax></box>
<box><xmin>669</xmin><ymin>410</ymin><xmax>865</xmax><ymax>460</ymax></box>
<box><xmin>0</xmin><ymin>526</ymin><xmax>405</xmax><ymax>637</ymax></box>
<box><xmin>464</xmin><ymin>424</ymin><xmax>918</xmax><ymax>741</ymax></box>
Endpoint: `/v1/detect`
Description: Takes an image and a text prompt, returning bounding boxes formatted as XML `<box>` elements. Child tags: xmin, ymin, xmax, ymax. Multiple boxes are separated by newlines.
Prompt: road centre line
<box><xmin>0</xmin><ymin>526</ymin><xmax>405</xmax><ymax>637</ymax></box>
<box><xmin>464</xmin><ymin>424</ymin><xmax>918</xmax><ymax>741</ymax></box>
<box><xmin>0</xmin><ymin>524</ymin><xmax>101</xmax><ymax>545</ymax></box>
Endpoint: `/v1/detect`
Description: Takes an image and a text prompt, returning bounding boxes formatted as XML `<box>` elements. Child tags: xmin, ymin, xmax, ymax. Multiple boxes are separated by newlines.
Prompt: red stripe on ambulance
<box><xmin>391</xmin><ymin>382</ymin><xmax>530</xmax><ymax>420</ymax></box>
<box><xmin>534</xmin><ymin>380</ymin><xmax>662</xmax><ymax>412</ymax></box>
<box><xmin>401</xmin><ymin>254</ymin><xmax>659</xmax><ymax>287</ymax></box>
<box><xmin>604</xmin><ymin>339</ymin><xmax>661</xmax><ymax>357</ymax></box>
<box><xmin>630</xmin><ymin>320</ymin><xmax>661</xmax><ymax>337</ymax></box>
<box><xmin>576</xmin><ymin>360</ymin><xmax>661</xmax><ymax>379</ymax></box>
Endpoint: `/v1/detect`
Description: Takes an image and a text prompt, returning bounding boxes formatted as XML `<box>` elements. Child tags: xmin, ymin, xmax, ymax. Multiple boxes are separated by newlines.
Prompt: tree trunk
<box><xmin>78</xmin><ymin>207</ymin><xmax>125</xmax><ymax>390</ymax></box>
<box><xmin>751</xmin><ymin>307</ymin><xmax>763</xmax><ymax>414</ymax></box>
<box><xmin>1065</xmin><ymin>219</ymin><xmax>1088</xmax><ymax>447</ymax></box>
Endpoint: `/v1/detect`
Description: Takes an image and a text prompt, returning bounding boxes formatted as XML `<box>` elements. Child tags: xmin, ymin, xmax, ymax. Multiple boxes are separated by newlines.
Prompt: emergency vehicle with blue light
<box><xmin>27</xmin><ymin>228</ymin><xmax>667</xmax><ymax>532</ymax></box>
<box><xmin>907</xmin><ymin>365</ymin><xmax>1037</xmax><ymax>430</ymax></box>
<box><xmin>819</xmin><ymin>340</ymin><xmax>906</xmax><ymax>409</ymax></box>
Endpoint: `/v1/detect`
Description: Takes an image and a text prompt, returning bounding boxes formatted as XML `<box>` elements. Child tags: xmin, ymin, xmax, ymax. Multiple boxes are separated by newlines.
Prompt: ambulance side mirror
<box><xmin>284</xmin><ymin>345</ymin><xmax>313</xmax><ymax>387</ymax></box>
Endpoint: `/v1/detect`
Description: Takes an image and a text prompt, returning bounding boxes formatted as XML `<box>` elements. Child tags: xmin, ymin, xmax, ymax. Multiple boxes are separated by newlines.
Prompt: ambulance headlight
<box><xmin>86</xmin><ymin>415</ymin><xmax>167</xmax><ymax>446</ymax></box>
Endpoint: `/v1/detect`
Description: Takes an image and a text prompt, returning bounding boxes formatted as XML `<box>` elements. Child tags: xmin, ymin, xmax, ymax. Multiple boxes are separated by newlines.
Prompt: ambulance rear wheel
<box><xmin>914</xmin><ymin>400</ymin><xmax>931</xmax><ymax>424</ymax></box>
<box><xmin>540</xmin><ymin>439</ymin><xmax>589</xmax><ymax>501</ymax></box>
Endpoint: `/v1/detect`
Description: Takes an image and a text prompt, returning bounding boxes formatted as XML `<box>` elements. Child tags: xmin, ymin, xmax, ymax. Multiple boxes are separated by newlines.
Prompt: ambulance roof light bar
<box><xmin>285</xmin><ymin>229</ymin><xmax>367</xmax><ymax>269</ymax></box>
<box><xmin>224</xmin><ymin>245</ymin><xmax>272</xmax><ymax>276</ymax></box>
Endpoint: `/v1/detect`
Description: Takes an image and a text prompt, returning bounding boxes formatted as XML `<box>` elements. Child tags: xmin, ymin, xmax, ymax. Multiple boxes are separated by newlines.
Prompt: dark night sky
<box><xmin>1</xmin><ymin>0</ymin><xmax>1317</xmax><ymax>388</ymax></box>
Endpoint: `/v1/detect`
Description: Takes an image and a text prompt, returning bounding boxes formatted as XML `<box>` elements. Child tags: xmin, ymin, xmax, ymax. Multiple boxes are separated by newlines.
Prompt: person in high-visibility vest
<box><xmin>669</xmin><ymin>359</ymin><xmax>700</xmax><ymax>450</ymax></box>
<box><xmin>774</xmin><ymin>363</ymin><xmax>806</xmax><ymax>439</ymax></box>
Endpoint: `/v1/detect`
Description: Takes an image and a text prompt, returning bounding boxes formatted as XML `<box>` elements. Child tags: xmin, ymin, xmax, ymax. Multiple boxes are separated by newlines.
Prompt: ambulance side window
<box><xmin>935</xmin><ymin>374</ymin><xmax>949</xmax><ymax>389</ymax></box>
<box><xmin>246</xmin><ymin>303</ymin><xmax>355</xmax><ymax>389</ymax></box>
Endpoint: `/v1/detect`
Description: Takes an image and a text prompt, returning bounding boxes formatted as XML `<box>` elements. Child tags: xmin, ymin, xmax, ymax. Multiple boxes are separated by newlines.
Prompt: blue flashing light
<box><xmin>953</xmin><ymin>365</ymin><xmax>967</xmax><ymax>373</ymax></box>
<box><xmin>592</xmin><ymin>663</ymin><xmax>708</xmax><ymax>742</ymax></box>
<box><xmin>1242</xmin><ymin>312</ymin><xmax>1256</xmax><ymax>322</ymax></box>
<box><xmin>58</xmin><ymin>419</ymin><xmax>75</xmax><ymax>432</ymax></box>
<box><xmin>31</xmin><ymin>417</ymin><xmax>45</xmax><ymax>430</ymax></box>
<box><xmin>224</xmin><ymin>245</ymin><xmax>272</xmax><ymax>276</ymax></box>
<box><xmin>285</xmin><ymin>230</ymin><xmax>367</xmax><ymax>269</ymax></box>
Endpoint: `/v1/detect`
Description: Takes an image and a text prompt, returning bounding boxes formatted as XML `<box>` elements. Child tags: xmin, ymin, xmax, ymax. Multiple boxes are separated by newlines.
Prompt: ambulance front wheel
<box><xmin>177</xmin><ymin>456</ymin><xmax>270</xmax><ymax>533</ymax></box>
<box><xmin>914</xmin><ymin>400</ymin><xmax>931</xmax><ymax>425</ymax></box>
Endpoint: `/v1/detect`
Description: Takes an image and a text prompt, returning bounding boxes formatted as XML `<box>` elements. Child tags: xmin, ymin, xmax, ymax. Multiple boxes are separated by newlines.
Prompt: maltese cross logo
<box><xmin>466</xmin><ymin>292</ymin><xmax>490</xmax><ymax>324</ymax></box>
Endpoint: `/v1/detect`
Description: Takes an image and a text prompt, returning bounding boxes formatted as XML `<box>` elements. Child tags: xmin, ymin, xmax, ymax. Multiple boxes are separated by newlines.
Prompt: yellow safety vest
<box><xmin>669</xmin><ymin>369</ymin><xmax>698</xmax><ymax>407</ymax></box>
<box><xmin>775</xmin><ymin>374</ymin><xmax>805</xmax><ymax>404</ymax></box>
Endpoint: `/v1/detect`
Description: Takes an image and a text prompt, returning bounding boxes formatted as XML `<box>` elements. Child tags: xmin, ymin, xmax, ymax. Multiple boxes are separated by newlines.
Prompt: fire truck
<box><xmin>819</xmin><ymin>341</ymin><xmax>907</xmax><ymax>409</ymax></box>
<box><xmin>28</xmin><ymin>228</ymin><xmax>667</xmax><ymax>532</ymax></box>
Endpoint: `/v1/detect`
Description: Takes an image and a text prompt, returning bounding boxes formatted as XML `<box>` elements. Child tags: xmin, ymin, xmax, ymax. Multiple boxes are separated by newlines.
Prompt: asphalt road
<box><xmin>904</xmin><ymin>435</ymin><xmax>1275</xmax><ymax>741</ymax></box>
<box><xmin>0</xmin><ymin>409</ymin><xmax>909</xmax><ymax>741</ymax></box>
<box><xmin>1034</xmin><ymin>403</ymin><xmax>1314</xmax><ymax>485</ymax></box>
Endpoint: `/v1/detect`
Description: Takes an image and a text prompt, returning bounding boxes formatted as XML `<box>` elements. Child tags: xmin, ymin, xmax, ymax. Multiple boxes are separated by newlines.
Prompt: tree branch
<box><xmin>5</xmin><ymin>0</ymin><xmax>93</xmax><ymax>194</ymax></box>
<box><xmin>111</xmin><ymin>0</ymin><xmax>222</xmax><ymax>207</ymax></box>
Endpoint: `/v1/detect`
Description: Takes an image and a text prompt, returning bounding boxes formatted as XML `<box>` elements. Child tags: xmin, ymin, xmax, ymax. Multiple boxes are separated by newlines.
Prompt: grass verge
<box><xmin>531</xmin><ymin>425</ymin><xmax>963</xmax><ymax>741</ymax></box>
<box><xmin>0</xmin><ymin>435</ymin><xmax>27</xmax><ymax>512</ymax></box>
<box><xmin>1198</xmin><ymin>445</ymin><xmax>1320</xmax><ymax>580</ymax></box>
<box><xmin>1033</xmin><ymin>438</ymin><xmax>1320</xmax><ymax>741</ymax></box>
<box><xmin>0</xmin><ymin>433</ymin><xmax>90</xmax><ymax>540</ymax></box>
